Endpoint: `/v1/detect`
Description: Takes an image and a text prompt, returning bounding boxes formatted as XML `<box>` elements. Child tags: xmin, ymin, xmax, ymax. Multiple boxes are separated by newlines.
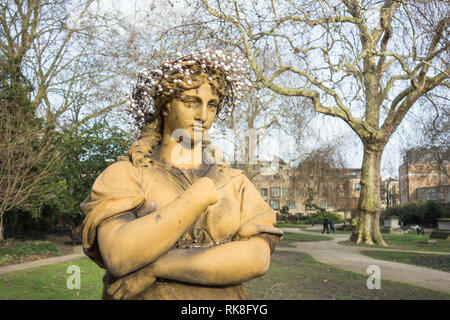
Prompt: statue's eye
<box><xmin>208</xmin><ymin>102</ymin><xmax>218</xmax><ymax>110</ymax></box>
<box><xmin>184</xmin><ymin>100</ymin><xmax>197</xmax><ymax>107</ymax></box>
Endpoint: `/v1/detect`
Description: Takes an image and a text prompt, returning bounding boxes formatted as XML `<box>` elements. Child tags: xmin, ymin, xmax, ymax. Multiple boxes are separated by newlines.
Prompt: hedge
<box><xmin>383</xmin><ymin>201</ymin><xmax>450</xmax><ymax>227</ymax></box>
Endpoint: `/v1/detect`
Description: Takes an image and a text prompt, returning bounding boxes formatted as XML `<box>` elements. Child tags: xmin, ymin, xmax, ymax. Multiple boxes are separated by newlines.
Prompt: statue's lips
<box><xmin>190</xmin><ymin>125</ymin><xmax>207</xmax><ymax>130</ymax></box>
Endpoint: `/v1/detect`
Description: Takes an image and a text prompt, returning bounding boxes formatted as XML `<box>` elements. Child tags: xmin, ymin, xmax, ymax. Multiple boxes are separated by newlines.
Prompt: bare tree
<box><xmin>222</xmin><ymin>88</ymin><xmax>278</xmax><ymax>178</ymax></box>
<box><xmin>199</xmin><ymin>0</ymin><xmax>449</xmax><ymax>245</ymax></box>
<box><xmin>0</xmin><ymin>0</ymin><xmax>202</xmax><ymax>237</ymax></box>
<box><xmin>290</xmin><ymin>145</ymin><xmax>346</xmax><ymax>212</ymax></box>
<box><xmin>419</xmin><ymin>103</ymin><xmax>449</xmax><ymax>180</ymax></box>
<box><xmin>0</xmin><ymin>106</ymin><xmax>60</xmax><ymax>240</ymax></box>
<box><xmin>0</xmin><ymin>0</ymin><xmax>196</xmax><ymax>133</ymax></box>
<box><xmin>0</xmin><ymin>1</ymin><xmax>110</xmax><ymax>129</ymax></box>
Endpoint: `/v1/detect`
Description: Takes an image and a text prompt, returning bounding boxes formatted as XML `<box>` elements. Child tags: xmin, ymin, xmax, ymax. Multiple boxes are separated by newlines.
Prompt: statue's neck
<box><xmin>160</xmin><ymin>133</ymin><xmax>205</xmax><ymax>170</ymax></box>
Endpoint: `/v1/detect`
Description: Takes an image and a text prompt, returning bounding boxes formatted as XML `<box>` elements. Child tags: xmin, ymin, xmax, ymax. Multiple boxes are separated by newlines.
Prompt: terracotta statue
<box><xmin>80</xmin><ymin>50</ymin><xmax>283</xmax><ymax>300</ymax></box>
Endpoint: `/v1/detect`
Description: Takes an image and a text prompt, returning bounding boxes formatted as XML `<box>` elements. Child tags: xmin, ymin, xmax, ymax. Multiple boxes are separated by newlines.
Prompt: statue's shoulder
<box><xmin>100</xmin><ymin>157</ymin><xmax>140</xmax><ymax>178</ymax></box>
<box><xmin>110</xmin><ymin>156</ymin><xmax>135</xmax><ymax>168</ymax></box>
<box><xmin>88</xmin><ymin>158</ymin><xmax>144</xmax><ymax>193</ymax></box>
<box><xmin>227</xmin><ymin>167</ymin><xmax>245</xmax><ymax>177</ymax></box>
<box><xmin>213</xmin><ymin>163</ymin><xmax>246</xmax><ymax>185</ymax></box>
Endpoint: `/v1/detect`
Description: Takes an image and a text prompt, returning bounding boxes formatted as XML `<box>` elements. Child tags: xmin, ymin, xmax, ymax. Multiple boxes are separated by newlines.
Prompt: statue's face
<box><xmin>163</xmin><ymin>82</ymin><xmax>219</xmax><ymax>143</ymax></box>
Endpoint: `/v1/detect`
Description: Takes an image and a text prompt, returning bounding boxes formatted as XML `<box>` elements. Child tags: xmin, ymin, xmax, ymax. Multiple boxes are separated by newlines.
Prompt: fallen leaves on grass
<box><xmin>0</xmin><ymin>240</ymin><xmax>63</xmax><ymax>266</ymax></box>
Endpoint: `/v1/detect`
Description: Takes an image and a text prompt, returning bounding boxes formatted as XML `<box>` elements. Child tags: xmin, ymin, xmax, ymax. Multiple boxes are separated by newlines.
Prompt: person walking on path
<box><xmin>329</xmin><ymin>219</ymin><xmax>335</xmax><ymax>234</ymax></box>
<box><xmin>322</xmin><ymin>216</ymin><xmax>330</xmax><ymax>234</ymax></box>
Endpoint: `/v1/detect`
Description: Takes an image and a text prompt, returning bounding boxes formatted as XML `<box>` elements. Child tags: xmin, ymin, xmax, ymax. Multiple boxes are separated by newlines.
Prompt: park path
<box><xmin>0</xmin><ymin>245</ymin><xmax>85</xmax><ymax>275</ymax></box>
<box><xmin>277</xmin><ymin>227</ymin><xmax>450</xmax><ymax>294</ymax></box>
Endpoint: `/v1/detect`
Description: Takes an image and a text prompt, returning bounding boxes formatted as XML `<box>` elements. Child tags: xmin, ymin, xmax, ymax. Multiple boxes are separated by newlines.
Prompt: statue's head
<box><xmin>160</xmin><ymin>77</ymin><xmax>219</xmax><ymax>145</ymax></box>
<box><xmin>124</xmin><ymin>50</ymin><xmax>247</xmax><ymax>166</ymax></box>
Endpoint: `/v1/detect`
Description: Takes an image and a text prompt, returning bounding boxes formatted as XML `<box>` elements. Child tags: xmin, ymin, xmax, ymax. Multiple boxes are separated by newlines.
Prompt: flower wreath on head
<box><xmin>125</xmin><ymin>50</ymin><xmax>248</xmax><ymax>129</ymax></box>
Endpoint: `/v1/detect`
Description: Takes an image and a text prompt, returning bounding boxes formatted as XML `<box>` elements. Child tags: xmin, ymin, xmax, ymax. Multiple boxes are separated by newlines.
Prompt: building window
<box><xmin>319</xmin><ymin>185</ymin><xmax>324</xmax><ymax>196</ymax></box>
<box><xmin>428</xmin><ymin>189</ymin><xmax>437</xmax><ymax>200</ymax></box>
<box><xmin>269</xmin><ymin>199</ymin><xmax>280</xmax><ymax>210</ymax></box>
<box><xmin>271</xmin><ymin>187</ymin><xmax>280</xmax><ymax>198</ymax></box>
<box><xmin>282</xmin><ymin>188</ymin><xmax>290</xmax><ymax>197</ymax></box>
<box><xmin>354</xmin><ymin>183</ymin><xmax>361</xmax><ymax>191</ymax></box>
<box><xmin>287</xmin><ymin>200</ymin><xmax>295</xmax><ymax>209</ymax></box>
<box><xmin>419</xmin><ymin>191</ymin><xmax>426</xmax><ymax>201</ymax></box>
<box><xmin>260</xmin><ymin>188</ymin><xmax>268</xmax><ymax>197</ymax></box>
<box><xmin>347</xmin><ymin>171</ymin><xmax>357</xmax><ymax>177</ymax></box>
<box><xmin>320</xmin><ymin>200</ymin><xmax>327</xmax><ymax>209</ymax></box>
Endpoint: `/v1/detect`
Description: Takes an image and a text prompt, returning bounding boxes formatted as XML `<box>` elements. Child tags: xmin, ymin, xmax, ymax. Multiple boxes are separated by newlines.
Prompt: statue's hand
<box><xmin>106</xmin><ymin>270</ymin><xmax>156</xmax><ymax>300</ymax></box>
<box><xmin>189</xmin><ymin>177</ymin><xmax>218</xmax><ymax>205</ymax></box>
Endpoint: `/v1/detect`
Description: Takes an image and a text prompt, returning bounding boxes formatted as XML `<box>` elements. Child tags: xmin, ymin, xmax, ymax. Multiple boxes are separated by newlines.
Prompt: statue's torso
<box><xmin>103</xmin><ymin>160</ymin><xmax>252</xmax><ymax>300</ymax></box>
<box><xmin>134</xmin><ymin>161</ymin><xmax>244</xmax><ymax>248</ymax></box>
<box><xmin>82</xmin><ymin>157</ymin><xmax>279</xmax><ymax>300</ymax></box>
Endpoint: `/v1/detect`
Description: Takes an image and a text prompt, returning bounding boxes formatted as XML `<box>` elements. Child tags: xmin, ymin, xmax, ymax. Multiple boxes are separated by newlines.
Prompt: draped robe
<box><xmin>80</xmin><ymin>149</ymin><xmax>283</xmax><ymax>300</ymax></box>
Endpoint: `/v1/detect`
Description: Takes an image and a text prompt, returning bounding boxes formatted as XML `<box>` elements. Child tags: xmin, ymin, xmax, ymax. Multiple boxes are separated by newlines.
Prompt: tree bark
<box><xmin>351</xmin><ymin>145</ymin><xmax>387</xmax><ymax>246</ymax></box>
<box><xmin>0</xmin><ymin>213</ymin><xmax>4</xmax><ymax>241</ymax></box>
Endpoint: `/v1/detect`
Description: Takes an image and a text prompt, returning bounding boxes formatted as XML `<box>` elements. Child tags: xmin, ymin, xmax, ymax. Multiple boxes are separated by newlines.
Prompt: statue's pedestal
<box><xmin>382</xmin><ymin>218</ymin><xmax>403</xmax><ymax>234</ymax></box>
<box><xmin>430</xmin><ymin>218</ymin><xmax>450</xmax><ymax>239</ymax></box>
<box><xmin>437</xmin><ymin>218</ymin><xmax>450</xmax><ymax>231</ymax></box>
<box><xmin>384</xmin><ymin>218</ymin><xmax>399</xmax><ymax>228</ymax></box>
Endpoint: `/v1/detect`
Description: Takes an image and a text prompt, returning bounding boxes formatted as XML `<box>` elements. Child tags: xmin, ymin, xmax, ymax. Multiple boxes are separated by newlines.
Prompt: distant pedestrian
<box><xmin>418</xmin><ymin>225</ymin><xmax>425</xmax><ymax>235</ymax></box>
<box><xmin>322</xmin><ymin>216</ymin><xmax>330</xmax><ymax>234</ymax></box>
<box><xmin>329</xmin><ymin>219</ymin><xmax>335</xmax><ymax>233</ymax></box>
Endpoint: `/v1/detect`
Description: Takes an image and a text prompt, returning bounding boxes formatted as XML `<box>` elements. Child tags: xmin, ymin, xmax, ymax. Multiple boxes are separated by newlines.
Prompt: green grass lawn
<box><xmin>341</xmin><ymin>233</ymin><xmax>450</xmax><ymax>253</ymax></box>
<box><xmin>1</xmin><ymin>252</ymin><xmax>449</xmax><ymax>300</ymax></box>
<box><xmin>0</xmin><ymin>257</ymin><xmax>104</xmax><ymax>300</ymax></box>
<box><xmin>279</xmin><ymin>232</ymin><xmax>333</xmax><ymax>248</ymax></box>
<box><xmin>275</xmin><ymin>223</ymin><xmax>309</xmax><ymax>229</ymax></box>
<box><xmin>244</xmin><ymin>251</ymin><xmax>450</xmax><ymax>299</ymax></box>
<box><xmin>360</xmin><ymin>250</ymin><xmax>450</xmax><ymax>273</ymax></box>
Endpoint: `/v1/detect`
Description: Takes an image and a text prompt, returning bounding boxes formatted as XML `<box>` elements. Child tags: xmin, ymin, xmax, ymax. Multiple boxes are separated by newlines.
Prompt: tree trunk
<box><xmin>0</xmin><ymin>213</ymin><xmax>4</xmax><ymax>241</ymax></box>
<box><xmin>351</xmin><ymin>145</ymin><xmax>387</xmax><ymax>246</ymax></box>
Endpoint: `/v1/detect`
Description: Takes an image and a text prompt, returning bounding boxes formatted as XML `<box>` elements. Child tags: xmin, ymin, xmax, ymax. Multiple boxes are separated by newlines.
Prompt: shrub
<box><xmin>305</xmin><ymin>211</ymin><xmax>344</xmax><ymax>224</ymax></box>
<box><xmin>423</xmin><ymin>201</ymin><xmax>446</xmax><ymax>226</ymax></box>
<box><xmin>383</xmin><ymin>201</ymin><xmax>450</xmax><ymax>227</ymax></box>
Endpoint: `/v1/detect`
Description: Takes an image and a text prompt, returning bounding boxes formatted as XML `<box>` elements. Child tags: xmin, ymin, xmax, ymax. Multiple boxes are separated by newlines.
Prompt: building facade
<box><xmin>399</xmin><ymin>147</ymin><xmax>449</xmax><ymax>205</ymax></box>
<box><xmin>250</xmin><ymin>167</ymin><xmax>362</xmax><ymax>216</ymax></box>
<box><xmin>336</xmin><ymin>168</ymin><xmax>362</xmax><ymax>213</ymax></box>
<box><xmin>416</xmin><ymin>185</ymin><xmax>450</xmax><ymax>203</ymax></box>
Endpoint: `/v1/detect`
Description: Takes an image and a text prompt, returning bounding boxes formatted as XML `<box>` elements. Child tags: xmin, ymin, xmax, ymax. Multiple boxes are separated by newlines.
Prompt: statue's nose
<box><xmin>195</xmin><ymin>103</ymin><xmax>207</xmax><ymax>123</ymax></box>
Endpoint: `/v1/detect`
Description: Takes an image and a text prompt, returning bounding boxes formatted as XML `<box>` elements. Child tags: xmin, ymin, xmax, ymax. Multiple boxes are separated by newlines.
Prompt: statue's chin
<box><xmin>178</xmin><ymin>138</ymin><xmax>204</xmax><ymax>149</ymax></box>
<box><xmin>188</xmin><ymin>128</ymin><xmax>210</xmax><ymax>141</ymax></box>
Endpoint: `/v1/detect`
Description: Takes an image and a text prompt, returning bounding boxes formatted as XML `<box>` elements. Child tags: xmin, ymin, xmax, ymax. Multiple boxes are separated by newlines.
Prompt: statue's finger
<box><xmin>113</xmin><ymin>281</ymin><xmax>128</xmax><ymax>300</ymax></box>
<box><xmin>106</xmin><ymin>280</ymin><xmax>122</xmax><ymax>296</ymax></box>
